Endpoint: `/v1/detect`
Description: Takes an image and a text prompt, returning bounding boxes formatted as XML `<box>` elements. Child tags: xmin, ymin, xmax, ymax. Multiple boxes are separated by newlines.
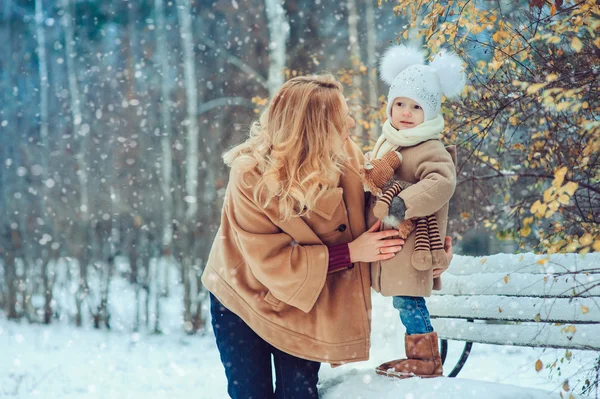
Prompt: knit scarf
<box><xmin>372</xmin><ymin>115</ymin><xmax>445</xmax><ymax>159</ymax></box>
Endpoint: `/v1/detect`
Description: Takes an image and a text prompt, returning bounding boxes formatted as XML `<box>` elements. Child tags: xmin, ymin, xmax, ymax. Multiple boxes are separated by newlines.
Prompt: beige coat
<box><xmin>202</xmin><ymin>139</ymin><xmax>372</xmax><ymax>364</ymax></box>
<box><xmin>367</xmin><ymin>139</ymin><xmax>457</xmax><ymax>297</ymax></box>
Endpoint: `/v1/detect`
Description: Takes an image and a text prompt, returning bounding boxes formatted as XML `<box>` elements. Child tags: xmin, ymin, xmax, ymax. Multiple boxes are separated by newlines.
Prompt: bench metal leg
<box><xmin>440</xmin><ymin>339</ymin><xmax>448</xmax><ymax>364</ymax></box>
<box><xmin>440</xmin><ymin>338</ymin><xmax>473</xmax><ymax>378</ymax></box>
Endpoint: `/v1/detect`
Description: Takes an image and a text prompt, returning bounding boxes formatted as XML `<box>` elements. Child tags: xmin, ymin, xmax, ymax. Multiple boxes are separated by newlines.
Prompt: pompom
<box><xmin>430</xmin><ymin>49</ymin><xmax>466</xmax><ymax>98</ymax></box>
<box><xmin>379</xmin><ymin>45</ymin><xmax>425</xmax><ymax>86</ymax></box>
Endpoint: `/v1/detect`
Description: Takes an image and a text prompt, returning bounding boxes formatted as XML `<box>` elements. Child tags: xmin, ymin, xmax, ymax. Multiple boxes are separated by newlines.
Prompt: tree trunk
<box><xmin>365</xmin><ymin>0</ymin><xmax>380</xmax><ymax>143</ymax></box>
<box><xmin>176</xmin><ymin>0</ymin><xmax>200</xmax><ymax>332</ymax></box>
<box><xmin>4</xmin><ymin>232</ymin><xmax>18</xmax><ymax>319</ymax></box>
<box><xmin>1</xmin><ymin>0</ymin><xmax>17</xmax><ymax>321</ymax></box>
<box><xmin>61</xmin><ymin>0</ymin><xmax>90</xmax><ymax>327</ymax></box>
<box><xmin>35</xmin><ymin>0</ymin><xmax>55</xmax><ymax>325</ymax></box>
<box><xmin>264</xmin><ymin>0</ymin><xmax>289</xmax><ymax>96</ymax></box>
<box><xmin>182</xmin><ymin>256</ymin><xmax>192</xmax><ymax>333</ymax></box>
<box><xmin>155</xmin><ymin>0</ymin><xmax>173</xmax><ymax>300</ymax></box>
<box><xmin>346</xmin><ymin>0</ymin><xmax>365</xmax><ymax>140</ymax></box>
<box><xmin>176</xmin><ymin>0</ymin><xmax>199</xmax><ymax>222</ymax></box>
<box><xmin>408</xmin><ymin>6</ymin><xmax>424</xmax><ymax>47</ymax></box>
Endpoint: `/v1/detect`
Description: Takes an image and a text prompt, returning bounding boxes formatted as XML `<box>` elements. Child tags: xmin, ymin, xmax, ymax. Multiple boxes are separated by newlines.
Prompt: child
<box><xmin>366</xmin><ymin>45</ymin><xmax>465</xmax><ymax>379</ymax></box>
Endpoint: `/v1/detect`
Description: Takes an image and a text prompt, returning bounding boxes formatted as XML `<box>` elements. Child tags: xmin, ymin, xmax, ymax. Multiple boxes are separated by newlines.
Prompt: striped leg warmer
<box><xmin>428</xmin><ymin>215</ymin><xmax>449</xmax><ymax>269</ymax></box>
<box><xmin>373</xmin><ymin>181</ymin><xmax>403</xmax><ymax>220</ymax></box>
<box><xmin>411</xmin><ymin>217</ymin><xmax>433</xmax><ymax>270</ymax></box>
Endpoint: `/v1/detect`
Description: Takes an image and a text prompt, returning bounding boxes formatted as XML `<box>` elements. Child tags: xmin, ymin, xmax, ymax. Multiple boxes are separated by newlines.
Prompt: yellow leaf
<box><xmin>492</xmin><ymin>30</ymin><xmax>510</xmax><ymax>43</ymax></box>
<box><xmin>593</xmin><ymin>240</ymin><xmax>600</xmax><ymax>252</ymax></box>
<box><xmin>498</xmin><ymin>307</ymin><xmax>503</xmax><ymax>313</ymax></box>
<box><xmin>504</xmin><ymin>275</ymin><xmax>509</xmax><ymax>284</ymax></box>
<box><xmin>545</xmin><ymin>73</ymin><xmax>558</xmax><ymax>83</ymax></box>
<box><xmin>562</xmin><ymin>325</ymin><xmax>577</xmax><ymax>334</ymax></box>
<box><xmin>537</xmin><ymin>258</ymin><xmax>549</xmax><ymax>265</ymax></box>
<box><xmin>561</xmin><ymin>182</ymin><xmax>578</xmax><ymax>196</ymax></box>
<box><xmin>580</xmin><ymin>234</ymin><xmax>593</xmax><ymax>246</ymax></box>
<box><xmin>519</xmin><ymin>255</ymin><xmax>524</xmax><ymax>261</ymax></box>
<box><xmin>520</xmin><ymin>226</ymin><xmax>531</xmax><ymax>237</ymax></box>
<box><xmin>527</xmin><ymin>82</ymin><xmax>547</xmax><ymax>94</ymax></box>
<box><xmin>543</xmin><ymin>187</ymin><xmax>554</xmax><ymax>203</ymax></box>
<box><xmin>557</xmin><ymin>194</ymin><xmax>570</xmax><ymax>205</ymax></box>
<box><xmin>556</xmin><ymin>101</ymin><xmax>571</xmax><ymax>112</ymax></box>
<box><xmin>553</xmin><ymin>167</ymin><xmax>568</xmax><ymax>188</ymax></box>
<box><xmin>563</xmin><ymin>380</ymin><xmax>570</xmax><ymax>391</ymax></box>
<box><xmin>535</xmin><ymin>359</ymin><xmax>543</xmax><ymax>372</ymax></box>
<box><xmin>531</xmin><ymin>200</ymin><xmax>547</xmax><ymax>217</ymax></box>
<box><xmin>581</xmin><ymin>305</ymin><xmax>589</xmax><ymax>314</ymax></box>
<box><xmin>547</xmin><ymin>36</ymin><xmax>561</xmax><ymax>44</ymax></box>
<box><xmin>480</xmin><ymin>258</ymin><xmax>487</xmax><ymax>265</ymax></box>
<box><xmin>571</xmin><ymin>37</ymin><xmax>583</xmax><ymax>52</ymax></box>
<box><xmin>566</xmin><ymin>242</ymin><xmax>580</xmax><ymax>252</ymax></box>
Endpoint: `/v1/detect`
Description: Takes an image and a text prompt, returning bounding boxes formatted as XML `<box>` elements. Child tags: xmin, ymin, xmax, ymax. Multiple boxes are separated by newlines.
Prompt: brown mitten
<box><xmin>411</xmin><ymin>217</ymin><xmax>432</xmax><ymax>270</ymax></box>
<box><xmin>428</xmin><ymin>215</ymin><xmax>449</xmax><ymax>269</ymax></box>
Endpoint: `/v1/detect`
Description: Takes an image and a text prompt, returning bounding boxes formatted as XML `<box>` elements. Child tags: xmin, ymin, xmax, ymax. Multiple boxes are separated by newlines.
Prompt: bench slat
<box><xmin>437</xmin><ymin>272</ymin><xmax>600</xmax><ymax>298</ymax></box>
<box><xmin>432</xmin><ymin>318</ymin><xmax>600</xmax><ymax>350</ymax></box>
<box><xmin>427</xmin><ymin>295</ymin><xmax>600</xmax><ymax>323</ymax></box>
<box><xmin>448</xmin><ymin>253</ymin><xmax>600</xmax><ymax>276</ymax></box>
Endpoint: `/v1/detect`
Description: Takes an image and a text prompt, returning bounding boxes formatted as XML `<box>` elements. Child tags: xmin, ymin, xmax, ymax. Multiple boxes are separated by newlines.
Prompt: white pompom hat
<box><xmin>380</xmin><ymin>45</ymin><xmax>466</xmax><ymax>121</ymax></box>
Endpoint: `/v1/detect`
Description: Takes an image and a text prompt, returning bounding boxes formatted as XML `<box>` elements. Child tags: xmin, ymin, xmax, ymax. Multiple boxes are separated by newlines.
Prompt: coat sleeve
<box><xmin>397</xmin><ymin>140</ymin><xmax>457</xmax><ymax>219</ymax></box>
<box><xmin>225</xmin><ymin>171</ymin><xmax>329</xmax><ymax>314</ymax></box>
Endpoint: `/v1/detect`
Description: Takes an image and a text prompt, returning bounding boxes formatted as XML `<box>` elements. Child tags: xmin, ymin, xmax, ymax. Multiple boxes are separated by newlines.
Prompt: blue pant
<box><xmin>210</xmin><ymin>293</ymin><xmax>321</xmax><ymax>399</ymax></box>
<box><xmin>393</xmin><ymin>296</ymin><xmax>434</xmax><ymax>335</ymax></box>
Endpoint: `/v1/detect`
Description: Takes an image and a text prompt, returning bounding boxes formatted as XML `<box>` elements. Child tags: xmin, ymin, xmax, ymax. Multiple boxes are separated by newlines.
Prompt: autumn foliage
<box><xmin>380</xmin><ymin>0</ymin><xmax>599</xmax><ymax>254</ymax></box>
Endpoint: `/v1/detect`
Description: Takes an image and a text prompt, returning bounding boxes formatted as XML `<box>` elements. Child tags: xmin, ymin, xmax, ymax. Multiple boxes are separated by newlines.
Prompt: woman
<box><xmin>201</xmin><ymin>74</ymin><xmax>405</xmax><ymax>398</ymax></box>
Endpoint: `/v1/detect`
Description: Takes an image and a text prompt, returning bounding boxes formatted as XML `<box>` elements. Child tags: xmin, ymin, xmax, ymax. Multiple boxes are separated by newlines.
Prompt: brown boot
<box><xmin>375</xmin><ymin>332</ymin><xmax>443</xmax><ymax>379</ymax></box>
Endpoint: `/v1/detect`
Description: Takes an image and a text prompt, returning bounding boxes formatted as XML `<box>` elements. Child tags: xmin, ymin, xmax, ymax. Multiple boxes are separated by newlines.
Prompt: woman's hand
<box><xmin>433</xmin><ymin>236</ymin><xmax>453</xmax><ymax>278</ymax></box>
<box><xmin>348</xmin><ymin>220</ymin><xmax>405</xmax><ymax>263</ymax></box>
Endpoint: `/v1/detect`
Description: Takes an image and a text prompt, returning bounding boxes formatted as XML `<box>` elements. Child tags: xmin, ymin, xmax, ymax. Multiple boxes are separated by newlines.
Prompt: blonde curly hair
<box><xmin>223</xmin><ymin>74</ymin><xmax>349</xmax><ymax>221</ymax></box>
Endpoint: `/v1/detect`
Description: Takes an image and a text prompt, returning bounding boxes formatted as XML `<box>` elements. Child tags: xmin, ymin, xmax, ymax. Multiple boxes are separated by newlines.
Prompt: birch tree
<box><xmin>61</xmin><ymin>0</ymin><xmax>91</xmax><ymax>327</ymax></box>
<box><xmin>35</xmin><ymin>0</ymin><xmax>56</xmax><ymax>324</ymax></box>
<box><xmin>365</xmin><ymin>0</ymin><xmax>379</xmax><ymax>143</ymax></box>
<box><xmin>346</xmin><ymin>0</ymin><xmax>364</xmax><ymax>140</ymax></box>
<box><xmin>0</xmin><ymin>0</ymin><xmax>19</xmax><ymax>320</ymax></box>
<box><xmin>176</xmin><ymin>0</ymin><xmax>200</xmax><ymax>331</ymax></box>
<box><xmin>264</xmin><ymin>0</ymin><xmax>289</xmax><ymax>96</ymax></box>
<box><xmin>153</xmin><ymin>0</ymin><xmax>173</xmax><ymax>333</ymax></box>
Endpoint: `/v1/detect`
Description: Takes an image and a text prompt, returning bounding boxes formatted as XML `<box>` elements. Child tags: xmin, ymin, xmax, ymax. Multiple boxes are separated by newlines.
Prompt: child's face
<box><xmin>390</xmin><ymin>97</ymin><xmax>424</xmax><ymax>130</ymax></box>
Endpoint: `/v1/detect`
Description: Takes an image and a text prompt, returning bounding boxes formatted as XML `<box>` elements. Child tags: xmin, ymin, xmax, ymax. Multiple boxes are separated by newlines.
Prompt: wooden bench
<box><xmin>427</xmin><ymin>252</ymin><xmax>600</xmax><ymax>377</ymax></box>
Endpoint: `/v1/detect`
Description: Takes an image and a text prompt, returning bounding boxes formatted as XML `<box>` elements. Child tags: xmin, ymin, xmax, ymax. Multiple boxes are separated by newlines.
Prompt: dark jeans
<box><xmin>392</xmin><ymin>296</ymin><xmax>434</xmax><ymax>335</ymax></box>
<box><xmin>210</xmin><ymin>293</ymin><xmax>321</xmax><ymax>399</ymax></box>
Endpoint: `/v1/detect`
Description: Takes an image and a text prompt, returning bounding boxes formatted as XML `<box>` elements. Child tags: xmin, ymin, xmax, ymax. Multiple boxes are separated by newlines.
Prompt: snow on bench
<box><xmin>428</xmin><ymin>252</ymin><xmax>600</xmax><ymax>376</ymax></box>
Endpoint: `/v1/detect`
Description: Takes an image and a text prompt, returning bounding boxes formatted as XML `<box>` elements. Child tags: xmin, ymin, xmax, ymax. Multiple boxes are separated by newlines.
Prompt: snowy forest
<box><xmin>1</xmin><ymin>0</ymin><xmax>599</xmax><ymax>397</ymax></box>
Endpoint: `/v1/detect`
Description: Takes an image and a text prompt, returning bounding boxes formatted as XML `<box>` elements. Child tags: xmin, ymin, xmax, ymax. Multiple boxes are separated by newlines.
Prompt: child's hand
<box><xmin>444</xmin><ymin>236</ymin><xmax>453</xmax><ymax>262</ymax></box>
<box><xmin>432</xmin><ymin>236</ymin><xmax>453</xmax><ymax>279</ymax></box>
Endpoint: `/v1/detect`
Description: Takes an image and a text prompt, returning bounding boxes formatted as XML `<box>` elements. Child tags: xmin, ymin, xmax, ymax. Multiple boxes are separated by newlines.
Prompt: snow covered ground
<box><xmin>1</xmin><ymin>253</ymin><xmax>598</xmax><ymax>398</ymax></box>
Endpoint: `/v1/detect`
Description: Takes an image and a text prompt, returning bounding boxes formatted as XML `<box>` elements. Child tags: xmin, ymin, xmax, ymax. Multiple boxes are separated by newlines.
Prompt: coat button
<box><xmin>337</xmin><ymin>224</ymin><xmax>347</xmax><ymax>232</ymax></box>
